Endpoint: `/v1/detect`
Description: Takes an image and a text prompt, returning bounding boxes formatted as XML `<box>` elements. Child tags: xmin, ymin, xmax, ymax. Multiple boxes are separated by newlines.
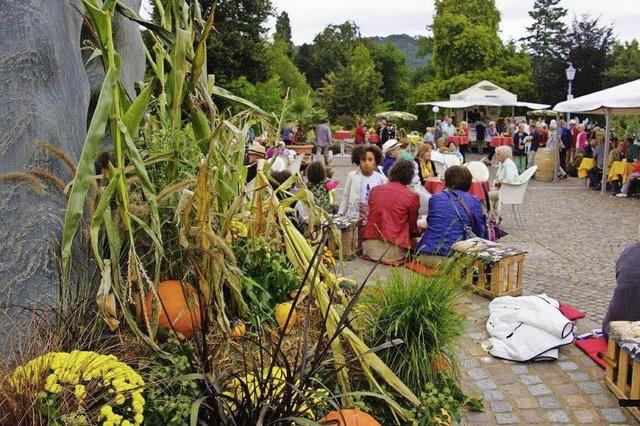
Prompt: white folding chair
<box><xmin>444</xmin><ymin>155</ymin><xmax>461</xmax><ymax>169</ymax></box>
<box><xmin>465</xmin><ymin>161</ymin><xmax>490</xmax><ymax>181</ymax></box>
<box><xmin>433</xmin><ymin>160</ymin><xmax>446</xmax><ymax>177</ymax></box>
<box><xmin>498</xmin><ymin>165</ymin><xmax>538</xmax><ymax>228</ymax></box>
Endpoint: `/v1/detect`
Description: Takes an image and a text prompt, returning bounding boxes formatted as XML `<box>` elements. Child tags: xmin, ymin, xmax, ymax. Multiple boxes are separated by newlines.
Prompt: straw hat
<box><xmin>248</xmin><ymin>141</ymin><xmax>266</xmax><ymax>157</ymax></box>
<box><xmin>382</xmin><ymin>139</ymin><xmax>400</xmax><ymax>156</ymax></box>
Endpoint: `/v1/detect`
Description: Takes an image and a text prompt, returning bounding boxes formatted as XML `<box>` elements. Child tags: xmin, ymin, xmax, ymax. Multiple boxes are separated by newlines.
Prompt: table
<box><xmin>368</xmin><ymin>134</ymin><xmax>379</xmax><ymax>144</ymax></box>
<box><xmin>333</xmin><ymin>130</ymin><xmax>351</xmax><ymax>140</ymax></box>
<box><xmin>490</xmin><ymin>136</ymin><xmax>513</xmax><ymax>148</ymax></box>
<box><xmin>607</xmin><ymin>161</ymin><xmax>638</xmax><ymax>183</ymax></box>
<box><xmin>578</xmin><ymin>158</ymin><xmax>595</xmax><ymax>179</ymax></box>
<box><xmin>447</xmin><ymin>135</ymin><xmax>469</xmax><ymax>146</ymax></box>
<box><xmin>424</xmin><ymin>177</ymin><xmax>489</xmax><ymax>200</ymax></box>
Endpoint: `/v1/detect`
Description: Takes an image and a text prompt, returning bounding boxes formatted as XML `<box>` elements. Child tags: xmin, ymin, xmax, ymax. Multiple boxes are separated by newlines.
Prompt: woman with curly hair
<box><xmin>362</xmin><ymin>159</ymin><xmax>420</xmax><ymax>265</ymax></box>
<box><xmin>338</xmin><ymin>145</ymin><xmax>386</xmax><ymax>223</ymax></box>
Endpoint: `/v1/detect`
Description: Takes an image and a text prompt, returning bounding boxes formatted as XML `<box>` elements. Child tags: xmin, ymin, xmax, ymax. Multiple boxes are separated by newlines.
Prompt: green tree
<box><xmin>295</xmin><ymin>21</ymin><xmax>361</xmax><ymax>88</ymax></box>
<box><xmin>194</xmin><ymin>0</ymin><xmax>273</xmax><ymax>84</ymax></box>
<box><xmin>430</xmin><ymin>1</ymin><xmax>501</xmax><ymax>79</ymax></box>
<box><xmin>520</xmin><ymin>0</ymin><xmax>568</xmax><ymax>105</ymax></box>
<box><xmin>604</xmin><ymin>40</ymin><xmax>640</xmax><ymax>88</ymax></box>
<box><xmin>567</xmin><ymin>14</ymin><xmax>614</xmax><ymax>97</ymax></box>
<box><xmin>266</xmin><ymin>41</ymin><xmax>311</xmax><ymax>96</ymax></box>
<box><xmin>319</xmin><ymin>44</ymin><xmax>383</xmax><ymax>120</ymax></box>
<box><xmin>226</xmin><ymin>76</ymin><xmax>285</xmax><ymax>114</ymax></box>
<box><xmin>370</xmin><ymin>43</ymin><xmax>411</xmax><ymax>110</ymax></box>
<box><xmin>274</xmin><ymin>11</ymin><xmax>294</xmax><ymax>58</ymax></box>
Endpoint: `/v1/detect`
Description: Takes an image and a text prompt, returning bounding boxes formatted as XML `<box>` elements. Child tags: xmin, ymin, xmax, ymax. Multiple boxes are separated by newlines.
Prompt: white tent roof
<box><xmin>416</xmin><ymin>80</ymin><xmax>550</xmax><ymax>109</ymax></box>
<box><xmin>553</xmin><ymin>79</ymin><xmax>640</xmax><ymax>115</ymax></box>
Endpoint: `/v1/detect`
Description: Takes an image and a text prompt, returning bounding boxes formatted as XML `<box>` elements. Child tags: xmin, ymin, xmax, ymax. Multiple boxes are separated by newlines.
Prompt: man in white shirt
<box><xmin>441</xmin><ymin>116</ymin><xmax>457</xmax><ymax>138</ymax></box>
<box><xmin>488</xmin><ymin>145</ymin><xmax>520</xmax><ymax>220</ymax></box>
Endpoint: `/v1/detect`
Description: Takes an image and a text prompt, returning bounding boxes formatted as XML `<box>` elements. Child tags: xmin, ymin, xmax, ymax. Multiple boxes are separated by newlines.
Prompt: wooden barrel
<box><xmin>534</xmin><ymin>148</ymin><xmax>555</xmax><ymax>181</ymax></box>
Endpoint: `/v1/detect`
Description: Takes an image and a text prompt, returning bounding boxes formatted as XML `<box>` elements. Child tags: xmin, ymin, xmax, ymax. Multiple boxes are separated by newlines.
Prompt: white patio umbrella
<box><xmin>375</xmin><ymin>111</ymin><xmax>418</xmax><ymax>121</ymax></box>
<box><xmin>554</xmin><ymin>79</ymin><xmax>640</xmax><ymax>195</ymax></box>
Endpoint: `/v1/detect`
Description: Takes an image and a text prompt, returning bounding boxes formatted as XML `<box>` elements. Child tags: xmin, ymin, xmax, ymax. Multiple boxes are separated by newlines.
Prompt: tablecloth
<box><xmin>578</xmin><ymin>158</ymin><xmax>595</xmax><ymax>179</ymax></box>
<box><xmin>425</xmin><ymin>177</ymin><xmax>489</xmax><ymax>200</ymax></box>
<box><xmin>608</xmin><ymin>161</ymin><xmax>638</xmax><ymax>183</ymax></box>
<box><xmin>490</xmin><ymin>136</ymin><xmax>513</xmax><ymax>148</ymax></box>
<box><xmin>447</xmin><ymin>135</ymin><xmax>469</xmax><ymax>146</ymax></box>
<box><xmin>368</xmin><ymin>134</ymin><xmax>379</xmax><ymax>143</ymax></box>
<box><xmin>333</xmin><ymin>130</ymin><xmax>351</xmax><ymax>140</ymax></box>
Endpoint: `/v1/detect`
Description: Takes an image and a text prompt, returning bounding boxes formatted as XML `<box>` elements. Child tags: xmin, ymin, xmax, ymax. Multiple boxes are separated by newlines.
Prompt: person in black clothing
<box><xmin>526</xmin><ymin>124</ymin><xmax>541</xmax><ymax>168</ymax></box>
<box><xmin>558</xmin><ymin>119</ymin><xmax>572</xmax><ymax>173</ymax></box>
<box><xmin>512</xmin><ymin>123</ymin><xmax>528</xmax><ymax>174</ymax></box>
<box><xmin>475</xmin><ymin>120</ymin><xmax>486</xmax><ymax>155</ymax></box>
<box><xmin>377</xmin><ymin>120</ymin><xmax>390</xmax><ymax>146</ymax></box>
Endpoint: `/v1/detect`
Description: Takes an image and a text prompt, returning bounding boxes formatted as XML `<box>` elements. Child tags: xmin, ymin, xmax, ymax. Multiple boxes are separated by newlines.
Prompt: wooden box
<box><xmin>604</xmin><ymin>337</ymin><xmax>640</xmax><ymax>422</ymax></box>
<box><xmin>326</xmin><ymin>217</ymin><xmax>361</xmax><ymax>261</ymax></box>
<box><xmin>465</xmin><ymin>254</ymin><xmax>525</xmax><ymax>299</ymax></box>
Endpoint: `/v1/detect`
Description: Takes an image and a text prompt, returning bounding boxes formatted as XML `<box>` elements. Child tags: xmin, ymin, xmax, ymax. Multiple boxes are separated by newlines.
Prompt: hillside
<box><xmin>367</xmin><ymin>34</ymin><xmax>431</xmax><ymax>69</ymax></box>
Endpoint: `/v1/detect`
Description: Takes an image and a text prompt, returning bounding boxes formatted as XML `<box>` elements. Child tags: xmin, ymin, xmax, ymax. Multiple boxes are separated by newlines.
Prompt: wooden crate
<box><xmin>327</xmin><ymin>219</ymin><xmax>360</xmax><ymax>261</ymax></box>
<box><xmin>604</xmin><ymin>337</ymin><xmax>640</xmax><ymax>422</ymax></box>
<box><xmin>465</xmin><ymin>253</ymin><xmax>525</xmax><ymax>299</ymax></box>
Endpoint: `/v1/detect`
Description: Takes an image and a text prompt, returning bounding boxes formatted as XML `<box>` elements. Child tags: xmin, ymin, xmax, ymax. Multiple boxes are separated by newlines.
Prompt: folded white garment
<box><xmin>486</xmin><ymin>294</ymin><xmax>575</xmax><ymax>362</ymax></box>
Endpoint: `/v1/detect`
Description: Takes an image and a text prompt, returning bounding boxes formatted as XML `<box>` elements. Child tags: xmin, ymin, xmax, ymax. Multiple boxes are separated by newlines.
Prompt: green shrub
<box><xmin>363</xmin><ymin>267</ymin><xmax>466</xmax><ymax>393</ymax></box>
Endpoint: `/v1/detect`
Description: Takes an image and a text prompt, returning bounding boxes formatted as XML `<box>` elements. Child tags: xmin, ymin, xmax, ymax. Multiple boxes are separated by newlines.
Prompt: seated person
<box><xmin>488</xmin><ymin>146</ymin><xmax>520</xmax><ymax>220</ymax></box>
<box><xmin>381</xmin><ymin>139</ymin><xmax>402</xmax><ymax>176</ymax></box>
<box><xmin>447</xmin><ymin>142</ymin><xmax>463</xmax><ymax>162</ymax></box>
<box><xmin>245</xmin><ymin>141</ymin><xmax>266</xmax><ymax>183</ymax></box>
<box><xmin>616</xmin><ymin>160</ymin><xmax>640</xmax><ymax>198</ymax></box>
<box><xmin>602</xmin><ymin>239</ymin><xmax>640</xmax><ymax>335</ymax></box>
<box><xmin>415</xmin><ymin>143</ymin><xmax>438</xmax><ymax>185</ymax></box>
<box><xmin>304</xmin><ymin>161</ymin><xmax>335</xmax><ymax>213</ymax></box>
<box><xmin>362</xmin><ymin>160</ymin><xmax>420</xmax><ymax>265</ymax></box>
<box><xmin>415</xmin><ymin>166</ymin><xmax>486</xmax><ymax>268</ymax></box>
<box><xmin>436</xmin><ymin>137</ymin><xmax>448</xmax><ymax>154</ymax></box>
<box><xmin>608</xmin><ymin>140</ymin><xmax>629</xmax><ymax>190</ymax></box>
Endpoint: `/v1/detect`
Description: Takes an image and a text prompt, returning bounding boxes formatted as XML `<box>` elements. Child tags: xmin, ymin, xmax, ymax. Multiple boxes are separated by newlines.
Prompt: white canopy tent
<box><xmin>554</xmin><ymin>79</ymin><xmax>640</xmax><ymax>195</ymax></box>
<box><xmin>417</xmin><ymin>80</ymin><xmax>551</xmax><ymax>110</ymax></box>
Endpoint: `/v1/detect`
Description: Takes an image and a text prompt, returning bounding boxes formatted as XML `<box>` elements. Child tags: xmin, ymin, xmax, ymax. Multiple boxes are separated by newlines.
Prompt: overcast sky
<box><xmin>140</xmin><ymin>1</ymin><xmax>638</xmax><ymax>45</ymax></box>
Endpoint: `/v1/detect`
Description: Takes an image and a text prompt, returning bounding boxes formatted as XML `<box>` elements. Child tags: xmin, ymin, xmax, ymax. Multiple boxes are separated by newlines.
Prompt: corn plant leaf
<box><xmin>166</xmin><ymin>29</ymin><xmax>190</xmax><ymax>125</ymax></box>
<box><xmin>81</xmin><ymin>0</ymin><xmax>109</xmax><ymax>48</ymax></box>
<box><xmin>212</xmin><ymin>86</ymin><xmax>277</xmax><ymax>121</ymax></box>
<box><xmin>90</xmin><ymin>173</ymin><xmax>121</xmax><ymax>269</ymax></box>
<box><xmin>61</xmin><ymin>66</ymin><xmax>117</xmax><ymax>278</ymax></box>
<box><xmin>189</xmin><ymin>8</ymin><xmax>215</xmax><ymax>90</ymax></box>
<box><xmin>123</xmin><ymin>82</ymin><xmax>152</xmax><ymax>136</ymax></box>
<box><xmin>115</xmin><ymin>0</ymin><xmax>175</xmax><ymax>45</ymax></box>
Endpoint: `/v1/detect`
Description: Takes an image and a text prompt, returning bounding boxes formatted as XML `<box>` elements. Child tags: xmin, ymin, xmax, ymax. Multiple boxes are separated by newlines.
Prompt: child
<box><xmin>447</xmin><ymin>142</ymin><xmax>463</xmax><ymax>162</ymax></box>
<box><xmin>381</xmin><ymin>139</ymin><xmax>401</xmax><ymax>176</ymax></box>
<box><xmin>338</xmin><ymin>145</ymin><xmax>387</xmax><ymax>223</ymax></box>
<box><xmin>305</xmin><ymin>161</ymin><xmax>336</xmax><ymax>213</ymax></box>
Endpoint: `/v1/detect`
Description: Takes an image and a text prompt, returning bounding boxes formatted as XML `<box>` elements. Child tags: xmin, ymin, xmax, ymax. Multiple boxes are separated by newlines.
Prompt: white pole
<box><xmin>601</xmin><ymin>111</ymin><xmax>611</xmax><ymax>195</ymax></box>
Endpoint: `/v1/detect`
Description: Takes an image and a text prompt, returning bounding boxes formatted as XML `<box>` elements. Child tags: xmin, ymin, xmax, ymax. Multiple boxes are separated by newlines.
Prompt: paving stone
<box><xmin>589</xmin><ymin>393</ymin><xmax>616</xmax><ymax>408</ymax></box>
<box><xmin>465</xmin><ymin>410</ymin><xmax>492</xmax><ymax>425</ymax></box>
<box><xmin>546</xmin><ymin>410</ymin><xmax>571</xmax><ymax>423</ymax></box>
<box><xmin>475</xmin><ymin>378</ymin><xmax>497</xmax><ymax>390</ymax></box>
<box><xmin>490</xmin><ymin>401</ymin><xmax>513</xmax><ymax>413</ymax></box>
<box><xmin>558</xmin><ymin>361</ymin><xmax>579</xmax><ymax>371</ymax></box>
<box><xmin>495</xmin><ymin>412</ymin><xmax>519</xmax><ymax>424</ymax></box>
<box><xmin>555</xmin><ymin>384</ymin><xmax>578</xmax><ymax>394</ymax></box>
<box><xmin>573</xmin><ymin>409</ymin><xmax>601</xmax><ymax>423</ymax></box>
<box><xmin>515</xmin><ymin>396</ymin><xmax>538</xmax><ymax>409</ymax></box>
<box><xmin>466</xmin><ymin>368</ymin><xmax>488</xmax><ymax>380</ymax></box>
<box><xmin>564</xmin><ymin>393</ymin><xmax>589</xmax><ymax>407</ymax></box>
<box><xmin>496</xmin><ymin>374</ymin><xmax>516</xmax><ymax>385</ymax></box>
<box><xmin>519</xmin><ymin>374</ymin><xmax>542</xmax><ymax>385</ymax></box>
<box><xmin>538</xmin><ymin>395</ymin><xmax>562</xmax><ymax>409</ymax></box>
<box><xmin>520</xmin><ymin>410</ymin><xmax>543</xmax><ymax>424</ymax></box>
<box><xmin>567</xmin><ymin>372</ymin><xmax>589</xmax><ymax>381</ymax></box>
<box><xmin>482</xmin><ymin>390</ymin><xmax>505</xmax><ymax>402</ymax></box>
<box><xmin>510</xmin><ymin>364</ymin><xmax>528</xmax><ymax>375</ymax></box>
<box><xmin>527</xmin><ymin>383</ymin><xmax>552</xmax><ymax>396</ymax></box>
<box><xmin>577</xmin><ymin>381</ymin><xmax>603</xmax><ymax>394</ymax></box>
<box><xmin>501</xmin><ymin>383</ymin><xmax>528</xmax><ymax>397</ymax></box>
<box><xmin>599</xmin><ymin>408</ymin><xmax>628</xmax><ymax>423</ymax></box>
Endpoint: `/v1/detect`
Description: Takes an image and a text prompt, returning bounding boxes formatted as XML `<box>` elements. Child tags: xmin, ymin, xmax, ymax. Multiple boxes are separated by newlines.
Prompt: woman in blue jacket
<box><xmin>416</xmin><ymin>165</ymin><xmax>486</xmax><ymax>267</ymax></box>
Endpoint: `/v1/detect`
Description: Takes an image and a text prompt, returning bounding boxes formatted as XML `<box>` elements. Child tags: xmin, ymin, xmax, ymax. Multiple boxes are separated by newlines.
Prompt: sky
<box><xmin>140</xmin><ymin>1</ymin><xmax>638</xmax><ymax>45</ymax></box>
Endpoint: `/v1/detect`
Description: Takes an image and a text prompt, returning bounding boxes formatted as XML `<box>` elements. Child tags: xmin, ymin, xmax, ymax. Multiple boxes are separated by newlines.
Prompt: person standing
<box><xmin>434</xmin><ymin>120</ymin><xmax>443</xmax><ymax>142</ymax></box>
<box><xmin>527</xmin><ymin>124</ymin><xmax>541</xmax><ymax>168</ymax></box>
<box><xmin>547</xmin><ymin>120</ymin><xmax>567</xmax><ymax>180</ymax></box>
<box><xmin>376</xmin><ymin>120</ymin><xmax>390</xmax><ymax>146</ymax></box>
<box><xmin>485</xmin><ymin>120</ymin><xmax>497</xmax><ymax>161</ymax></box>
<box><xmin>315</xmin><ymin>118</ymin><xmax>332</xmax><ymax>165</ymax></box>
<box><xmin>441</xmin><ymin>116</ymin><xmax>456</xmax><ymax>139</ymax></box>
<box><xmin>475</xmin><ymin>119</ymin><xmax>486</xmax><ymax>155</ymax></box>
<box><xmin>557</xmin><ymin>119</ymin><xmax>572</xmax><ymax>173</ymax></box>
<box><xmin>513</xmin><ymin>124</ymin><xmax>528</xmax><ymax>174</ymax></box>
<box><xmin>354</xmin><ymin>119</ymin><xmax>367</xmax><ymax>145</ymax></box>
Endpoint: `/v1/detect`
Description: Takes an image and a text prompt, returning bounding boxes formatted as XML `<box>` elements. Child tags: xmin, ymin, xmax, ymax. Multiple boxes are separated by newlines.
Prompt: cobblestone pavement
<box><xmin>327</xmin><ymin>152</ymin><xmax>640</xmax><ymax>424</ymax></box>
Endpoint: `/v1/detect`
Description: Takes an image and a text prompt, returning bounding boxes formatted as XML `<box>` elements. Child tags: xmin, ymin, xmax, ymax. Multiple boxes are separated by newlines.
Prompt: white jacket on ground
<box><xmin>486</xmin><ymin>294</ymin><xmax>575</xmax><ymax>362</ymax></box>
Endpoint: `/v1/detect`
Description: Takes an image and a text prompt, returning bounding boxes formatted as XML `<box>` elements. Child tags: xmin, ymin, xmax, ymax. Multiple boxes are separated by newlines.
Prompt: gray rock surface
<box><xmin>0</xmin><ymin>0</ymin><xmax>144</xmax><ymax>348</ymax></box>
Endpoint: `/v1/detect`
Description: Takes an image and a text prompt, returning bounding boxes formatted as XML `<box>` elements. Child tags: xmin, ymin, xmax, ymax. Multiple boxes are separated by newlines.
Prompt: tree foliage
<box><xmin>604</xmin><ymin>40</ymin><xmax>640</xmax><ymax>88</ymax></box>
<box><xmin>370</xmin><ymin>43</ymin><xmax>411</xmax><ymax>110</ymax></box>
<box><xmin>295</xmin><ymin>21</ymin><xmax>361</xmax><ymax>89</ymax></box>
<box><xmin>274</xmin><ymin>11</ymin><xmax>294</xmax><ymax>58</ymax></box>
<box><xmin>226</xmin><ymin>76</ymin><xmax>284</xmax><ymax>114</ymax></box>
<box><xmin>267</xmin><ymin>41</ymin><xmax>311</xmax><ymax>97</ymax></box>
<box><xmin>319</xmin><ymin>44</ymin><xmax>384</xmax><ymax>120</ymax></box>
<box><xmin>194</xmin><ymin>0</ymin><xmax>273</xmax><ymax>84</ymax></box>
<box><xmin>431</xmin><ymin>1</ymin><xmax>501</xmax><ymax>79</ymax></box>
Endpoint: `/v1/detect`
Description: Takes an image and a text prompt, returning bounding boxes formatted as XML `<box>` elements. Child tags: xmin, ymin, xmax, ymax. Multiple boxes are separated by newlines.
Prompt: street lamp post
<box><xmin>565</xmin><ymin>63</ymin><xmax>576</xmax><ymax>122</ymax></box>
<box><xmin>432</xmin><ymin>106</ymin><xmax>440</xmax><ymax>127</ymax></box>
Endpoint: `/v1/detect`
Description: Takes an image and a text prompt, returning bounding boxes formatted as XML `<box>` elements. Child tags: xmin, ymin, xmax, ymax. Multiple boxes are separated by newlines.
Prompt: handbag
<box><xmin>446</xmin><ymin>191</ymin><xmax>479</xmax><ymax>240</ymax></box>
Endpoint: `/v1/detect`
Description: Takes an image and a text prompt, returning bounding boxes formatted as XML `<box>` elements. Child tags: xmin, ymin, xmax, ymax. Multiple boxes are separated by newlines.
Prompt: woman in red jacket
<box><xmin>354</xmin><ymin>119</ymin><xmax>367</xmax><ymax>144</ymax></box>
<box><xmin>362</xmin><ymin>159</ymin><xmax>420</xmax><ymax>265</ymax></box>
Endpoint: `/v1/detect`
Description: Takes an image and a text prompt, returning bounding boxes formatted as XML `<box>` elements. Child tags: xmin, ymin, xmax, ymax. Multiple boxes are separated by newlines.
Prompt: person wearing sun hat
<box><xmin>246</xmin><ymin>140</ymin><xmax>266</xmax><ymax>183</ymax></box>
<box><xmin>381</xmin><ymin>139</ymin><xmax>403</xmax><ymax>176</ymax></box>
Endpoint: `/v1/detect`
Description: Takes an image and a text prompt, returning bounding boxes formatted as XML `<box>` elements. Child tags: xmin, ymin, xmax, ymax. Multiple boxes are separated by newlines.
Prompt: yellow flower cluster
<box><xmin>433</xmin><ymin>408</ymin><xmax>452</xmax><ymax>426</ymax></box>
<box><xmin>230</xmin><ymin>219</ymin><xmax>249</xmax><ymax>240</ymax></box>
<box><xmin>10</xmin><ymin>350</ymin><xmax>145</xmax><ymax>426</ymax></box>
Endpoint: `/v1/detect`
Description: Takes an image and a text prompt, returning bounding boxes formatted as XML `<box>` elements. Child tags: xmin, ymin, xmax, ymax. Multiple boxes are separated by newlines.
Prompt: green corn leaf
<box><xmin>166</xmin><ymin>29</ymin><xmax>190</xmax><ymax>122</ymax></box>
<box><xmin>90</xmin><ymin>173</ymin><xmax>121</xmax><ymax>269</ymax></box>
<box><xmin>212</xmin><ymin>85</ymin><xmax>277</xmax><ymax>121</ymax></box>
<box><xmin>189</xmin><ymin>8</ymin><xmax>215</xmax><ymax>90</ymax></box>
<box><xmin>115</xmin><ymin>0</ymin><xmax>175</xmax><ymax>46</ymax></box>
<box><xmin>81</xmin><ymin>0</ymin><xmax>109</xmax><ymax>48</ymax></box>
<box><xmin>123</xmin><ymin>82</ymin><xmax>153</xmax><ymax>136</ymax></box>
<box><xmin>61</xmin><ymin>66</ymin><xmax>117</xmax><ymax>279</ymax></box>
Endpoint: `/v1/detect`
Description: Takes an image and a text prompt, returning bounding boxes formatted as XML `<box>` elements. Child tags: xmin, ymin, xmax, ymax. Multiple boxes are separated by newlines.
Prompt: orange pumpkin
<box><xmin>320</xmin><ymin>409</ymin><xmax>380</xmax><ymax>426</ymax></box>
<box><xmin>231</xmin><ymin>319</ymin><xmax>246</xmax><ymax>340</ymax></box>
<box><xmin>143</xmin><ymin>280</ymin><xmax>202</xmax><ymax>339</ymax></box>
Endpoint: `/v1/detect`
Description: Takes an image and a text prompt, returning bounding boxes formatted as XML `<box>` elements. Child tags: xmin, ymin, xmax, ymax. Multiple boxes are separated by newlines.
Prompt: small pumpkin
<box><xmin>143</xmin><ymin>280</ymin><xmax>201</xmax><ymax>339</ymax></box>
<box><xmin>231</xmin><ymin>319</ymin><xmax>246</xmax><ymax>340</ymax></box>
<box><xmin>320</xmin><ymin>409</ymin><xmax>380</xmax><ymax>426</ymax></box>
<box><xmin>275</xmin><ymin>302</ymin><xmax>296</xmax><ymax>334</ymax></box>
